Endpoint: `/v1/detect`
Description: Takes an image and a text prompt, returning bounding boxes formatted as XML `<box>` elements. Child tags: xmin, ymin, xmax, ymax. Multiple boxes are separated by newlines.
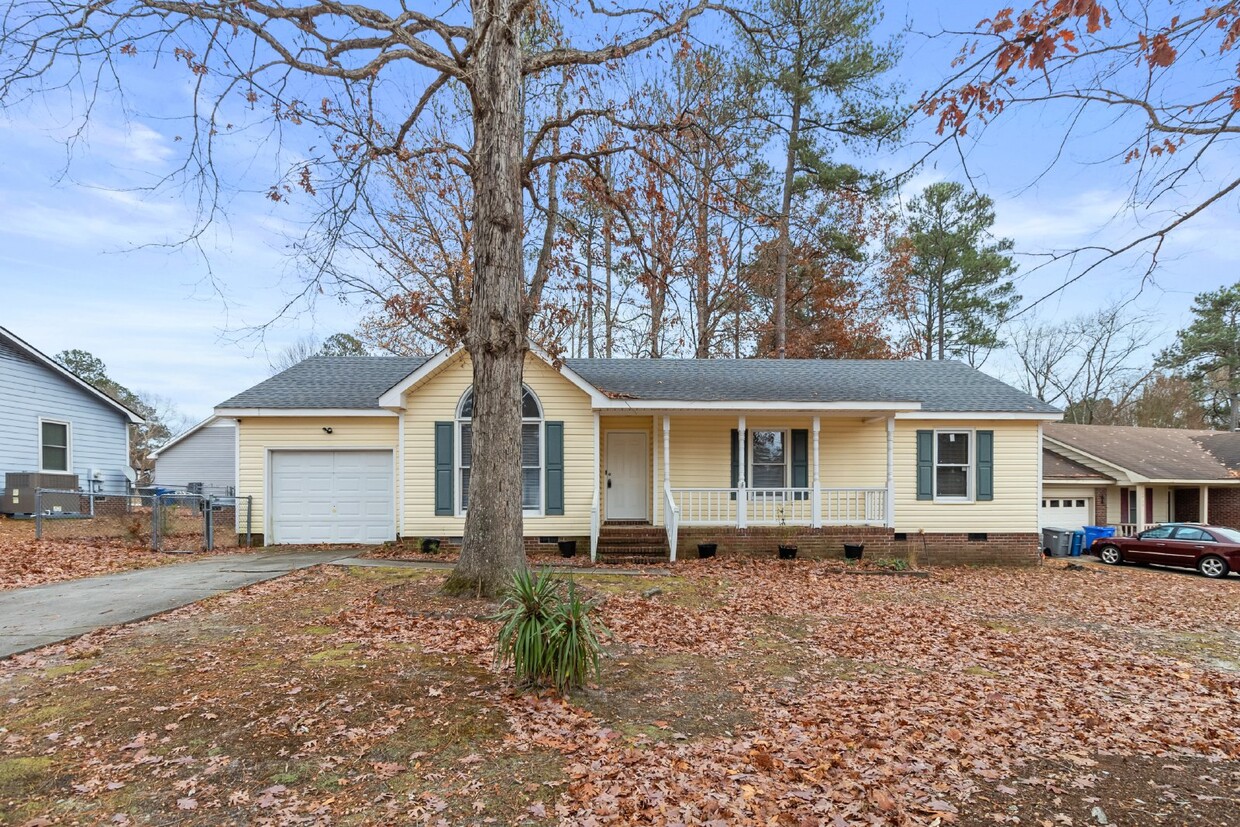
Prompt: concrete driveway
<box><xmin>0</xmin><ymin>549</ymin><xmax>355</xmax><ymax>659</ymax></box>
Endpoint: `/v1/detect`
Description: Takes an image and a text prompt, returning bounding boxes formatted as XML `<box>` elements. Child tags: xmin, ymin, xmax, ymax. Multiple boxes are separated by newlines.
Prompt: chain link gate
<box><xmin>35</xmin><ymin>489</ymin><xmax>252</xmax><ymax>551</ymax></box>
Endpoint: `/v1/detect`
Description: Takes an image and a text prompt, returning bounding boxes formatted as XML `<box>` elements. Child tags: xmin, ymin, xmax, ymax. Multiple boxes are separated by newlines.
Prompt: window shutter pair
<box><xmin>729</xmin><ymin>429</ymin><xmax>808</xmax><ymax>497</ymax></box>
<box><xmin>915</xmin><ymin>429</ymin><xmax>994</xmax><ymax>501</ymax></box>
<box><xmin>434</xmin><ymin>421</ymin><xmax>564</xmax><ymax>516</ymax></box>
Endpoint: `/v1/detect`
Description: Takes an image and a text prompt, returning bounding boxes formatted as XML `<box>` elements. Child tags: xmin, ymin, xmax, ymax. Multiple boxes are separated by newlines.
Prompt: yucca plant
<box><xmin>493</xmin><ymin>568</ymin><xmax>560</xmax><ymax>687</ymax></box>
<box><xmin>493</xmin><ymin>570</ymin><xmax>609</xmax><ymax>694</ymax></box>
<box><xmin>544</xmin><ymin>581</ymin><xmax>609</xmax><ymax>694</ymax></box>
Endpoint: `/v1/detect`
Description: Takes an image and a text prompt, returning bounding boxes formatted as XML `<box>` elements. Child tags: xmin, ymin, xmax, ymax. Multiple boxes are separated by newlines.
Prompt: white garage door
<box><xmin>1040</xmin><ymin>496</ymin><xmax>1092</xmax><ymax>530</ymax></box>
<box><xmin>270</xmin><ymin>450</ymin><xmax>394</xmax><ymax>544</ymax></box>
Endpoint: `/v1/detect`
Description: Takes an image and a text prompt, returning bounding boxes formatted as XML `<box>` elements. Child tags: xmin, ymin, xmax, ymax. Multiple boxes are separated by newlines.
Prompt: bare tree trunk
<box><xmin>585</xmin><ymin>235</ymin><xmax>596</xmax><ymax>358</ymax></box>
<box><xmin>603</xmin><ymin>160</ymin><xmax>615</xmax><ymax>359</ymax></box>
<box><xmin>774</xmin><ymin>98</ymin><xmax>801</xmax><ymax>360</ymax></box>
<box><xmin>445</xmin><ymin>0</ymin><xmax>527</xmax><ymax>597</ymax></box>
<box><xmin>695</xmin><ymin>152</ymin><xmax>711</xmax><ymax>358</ymax></box>
<box><xmin>936</xmin><ymin>275</ymin><xmax>946</xmax><ymax>360</ymax></box>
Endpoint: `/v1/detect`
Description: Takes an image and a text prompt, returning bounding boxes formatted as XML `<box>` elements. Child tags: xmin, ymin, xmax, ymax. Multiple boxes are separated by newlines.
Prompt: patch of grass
<box><xmin>0</xmin><ymin>756</ymin><xmax>53</xmax><ymax>798</ymax></box>
<box><xmin>306</xmin><ymin>643</ymin><xmax>363</xmax><ymax>667</ymax></box>
<box><xmin>44</xmin><ymin>659</ymin><xmax>97</xmax><ymax>678</ymax></box>
<box><xmin>301</xmin><ymin>624</ymin><xmax>336</xmax><ymax>636</ymax></box>
<box><xmin>579</xmin><ymin>651</ymin><xmax>752</xmax><ymax>741</ymax></box>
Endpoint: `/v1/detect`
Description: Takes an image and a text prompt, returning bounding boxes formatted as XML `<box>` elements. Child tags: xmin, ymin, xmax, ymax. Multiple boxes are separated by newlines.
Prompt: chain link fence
<box><xmin>34</xmin><ymin>489</ymin><xmax>252</xmax><ymax>551</ymax></box>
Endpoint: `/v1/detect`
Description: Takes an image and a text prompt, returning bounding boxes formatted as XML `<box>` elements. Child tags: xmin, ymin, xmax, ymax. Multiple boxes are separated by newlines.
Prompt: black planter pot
<box><xmin>558</xmin><ymin>540</ymin><xmax>578</xmax><ymax>558</ymax></box>
<box><xmin>420</xmin><ymin>537</ymin><xmax>441</xmax><ymax>554</ymax></box>
<box><xmin>844</xmin><ymin>542</ymin><xmax>865</xmax><ymax>560</ymax></box>
<box><xmin>697</xmin><ymin>543</ymin><xmax>717</xmax><ymax>559</ymax></box>
<box><xmin>778</xmin><ymin>545</ymin><xmax>798</xmax><ymax>560</ymax></box>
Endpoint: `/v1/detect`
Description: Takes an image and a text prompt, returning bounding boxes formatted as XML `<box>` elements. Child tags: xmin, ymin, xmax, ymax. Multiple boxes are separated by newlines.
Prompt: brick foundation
<box><xmin>677</xmin><ymin>525</ymin><xmax>893</xmax><ymax>559</ymax></box>
<box><xmin>391</xmin><ymin>529</ymin><xmax>1041</xmax><ymax>566</ymax></box>
<box><xmin>891</xmin><ymin>532</ymin><xmax>1041</xmax><ymax>566</ymax></box>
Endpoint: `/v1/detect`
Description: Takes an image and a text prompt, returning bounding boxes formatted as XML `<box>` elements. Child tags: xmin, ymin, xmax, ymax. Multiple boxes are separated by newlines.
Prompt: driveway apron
<box><xmin>0</xmin><ymin>550</ymin><xmax>354</xmax><ymax>659</ymax></box>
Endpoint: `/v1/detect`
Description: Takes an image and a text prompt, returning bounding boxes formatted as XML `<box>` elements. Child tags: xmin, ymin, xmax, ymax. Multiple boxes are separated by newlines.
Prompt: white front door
<box><xmin>605</xmin><ymin>432</ymin><xmax>648</xmax><ymax>521</ymax></box>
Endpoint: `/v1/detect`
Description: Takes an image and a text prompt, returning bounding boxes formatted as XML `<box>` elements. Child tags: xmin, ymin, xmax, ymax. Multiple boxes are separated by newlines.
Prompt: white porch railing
<box><xmin>746</xmin><ymin>488</ymin><xmax>815</xmax><ymax>525</ymax></box>
<box><xmin>589</xmin><ymin>488</ymin><xmax>600</xmax><ymax>562</ymax></box>
<box><xmin>663</xmin><ymin>484</ymin><xmax>680</xmax><ymax>561</ymax></box>
<box><xmin>1115</xmin><ymin>522</ymin><xmax>1159</xmax><ymax>537</ymax></box>
<box><xmin>671</xmin><ymin>487</ymin><xmax>888</xmax><ymax>527</ymax></box>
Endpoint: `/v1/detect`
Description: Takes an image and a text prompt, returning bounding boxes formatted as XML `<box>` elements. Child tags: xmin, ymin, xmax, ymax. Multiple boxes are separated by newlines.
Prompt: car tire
<box><xmin>1098</xmin><ymin>544</ymin><xmax>1123</xmax><ymax>565</ymax></box>
<box><xmin>1198</xmin><ymin>555</ymin><xmax>1230</xmax><ymax>579</ymax></box>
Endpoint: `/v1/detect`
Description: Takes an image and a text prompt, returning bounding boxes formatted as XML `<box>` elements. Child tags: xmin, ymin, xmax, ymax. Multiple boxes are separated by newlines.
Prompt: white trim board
<box><xmin>216</xmin><ymin>408</ymin><xmax>399</xmax><ymax>418</ymax></box>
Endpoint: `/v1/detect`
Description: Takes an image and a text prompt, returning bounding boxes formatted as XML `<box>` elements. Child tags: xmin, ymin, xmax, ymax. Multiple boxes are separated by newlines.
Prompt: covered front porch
<box><xmin>588</xmin><ymin>411</ymin><xmax>899</xmax><ymax>561</ymax></box>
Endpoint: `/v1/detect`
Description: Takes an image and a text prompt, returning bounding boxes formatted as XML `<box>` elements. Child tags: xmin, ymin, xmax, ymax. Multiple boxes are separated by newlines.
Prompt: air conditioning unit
<box><xmin>1</xmin><ymin>472</ymin><xmax>80</xmax><ymax>516</ymax></box>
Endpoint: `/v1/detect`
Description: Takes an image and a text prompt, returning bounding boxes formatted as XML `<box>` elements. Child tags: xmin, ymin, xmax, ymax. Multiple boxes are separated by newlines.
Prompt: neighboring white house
<box><xmin>151</xmin><ymin>417</ymin><xmax>237</xmax><ymax>494</ymax></box>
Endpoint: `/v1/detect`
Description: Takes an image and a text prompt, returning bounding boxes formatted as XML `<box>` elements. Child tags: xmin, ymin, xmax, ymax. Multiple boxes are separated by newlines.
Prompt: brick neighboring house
<box><xmin>216</xmin><ymin>348</ymin><xmax>1062</xmax><ymax>565</ymax></box>
<box><xmin>1042</xmin><ymin>423</ymin><xmax>1240</xmax><ymax>535</ymax></box>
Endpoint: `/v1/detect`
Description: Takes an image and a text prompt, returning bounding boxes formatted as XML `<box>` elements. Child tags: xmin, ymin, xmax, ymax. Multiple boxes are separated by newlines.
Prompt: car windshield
<box><xmin>1209</xmin><ymin>526</ymin><xmax>1240</xmax><ymax>543</ymax></box>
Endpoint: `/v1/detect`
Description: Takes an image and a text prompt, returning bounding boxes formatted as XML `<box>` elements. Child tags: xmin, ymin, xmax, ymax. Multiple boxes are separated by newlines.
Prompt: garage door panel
<box><xmin>271</xmin><ymin>450</ymin><xmax>394</xmax><ymax>545</ymax></box>
<box><xmin>1041</xmin><ymin>496</ymin><xmax>1092</xmax><ymax>530</ymax></box>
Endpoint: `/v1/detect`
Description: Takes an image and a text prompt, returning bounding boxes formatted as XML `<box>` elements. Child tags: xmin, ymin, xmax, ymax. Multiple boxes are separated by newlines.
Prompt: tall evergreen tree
<box><xmin>739</xmin><ymin>0</ymin><xmax>899</xmax><ymax>357</ymax></box>
<box><xmin>901</xmin><ymin>182</ymin><xmax>1018</xmax><ymax>364</ymax></box>
<box><xmin>1159</xmin><ymin>282</ymin><xmax>1240</xmax><ymax>430</ymax></box>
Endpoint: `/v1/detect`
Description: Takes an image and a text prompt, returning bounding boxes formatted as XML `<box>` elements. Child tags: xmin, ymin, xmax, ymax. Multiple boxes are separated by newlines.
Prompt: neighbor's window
<box><xmin>40</xmin><ymin>421</ymin><xmax>69</xmax><ymax>472</ymax></box>
<box><xmin>750</xmin><ymin>430</ymin><xmax>786</xmax><ymax>489</ymax></box>
<box><xmin>935</xmin><ymin>431</ymin><xmax>970</xmax><ymax>499</ymax></box>
<box><xmin>457</xmin><ymin>386</ymin><xmax>542</xmax><ymax>513</ymax></box>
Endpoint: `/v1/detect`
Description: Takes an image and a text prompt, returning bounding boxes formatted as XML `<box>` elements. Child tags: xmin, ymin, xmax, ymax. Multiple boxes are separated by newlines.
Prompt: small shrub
<box><xmin>874</xmin><ymin>557</ymin><xmax>910</xmax><ymax>571</ymax></box>
<box><xmin>493</xmin><ymin>569</ymin><xmax>608</xmax><ymax>694</ymax></box>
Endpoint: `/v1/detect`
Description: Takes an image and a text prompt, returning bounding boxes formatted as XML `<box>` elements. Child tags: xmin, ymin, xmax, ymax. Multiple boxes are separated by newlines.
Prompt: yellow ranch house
<box><xmin>215</xmin><ymin>349</ymin><xmax>1062</xmax><ymax>565</ymax></box>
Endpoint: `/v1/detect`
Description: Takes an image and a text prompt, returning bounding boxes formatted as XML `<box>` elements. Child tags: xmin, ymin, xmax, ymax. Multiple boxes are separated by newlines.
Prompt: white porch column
<box><xmin>811</xmin><ymin>417</ymin><xmax>822</xmax><ymax>528</ymax></box>
<box><xmin>737</xmin><ymin>415</ymin><xmax>747</xmax><ymax>529</ymax></box>
<box><xmin>1201</xmin><ymin>485</ymin><xmax>1210</xmax><ymax>524</ymax></box>
<box><xmin>1136</xmin><ymin>484</ymin><xmax>1147</xmax><ymax>530</ymax></box>
<box><xmin>662</xmin><ymin>416</ymin><xmax>671</xmax><ymax>488</ymax></box>
<box><xmin>591</xmin><ymin>412</ymin><xmax>600</xmax><ymax>561</ymax></box>
<box><xmin>885</xmin><ymin>417</ymin><xmax>895</xmax><ymax>528</ymax></box>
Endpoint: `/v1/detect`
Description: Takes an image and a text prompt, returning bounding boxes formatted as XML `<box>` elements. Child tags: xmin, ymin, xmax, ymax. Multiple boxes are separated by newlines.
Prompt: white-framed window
<box><xmin>39</xmin><ymin>419</ymin><xmax>71</xmax><ymax>472</ymax></box>
<box><xmin>456</xmin><ymin>385</ymin><xmax>543</xmax><ymax>516</ymax></box>
<box><xmin>749</xmin><ymin>429</ymin><xmax>787</xmax><ymax>489</ymax></box>
<box><xmin>934</xmin><ymin>430</ymin><xmax>971</xmax><ymax>501</ymax></box>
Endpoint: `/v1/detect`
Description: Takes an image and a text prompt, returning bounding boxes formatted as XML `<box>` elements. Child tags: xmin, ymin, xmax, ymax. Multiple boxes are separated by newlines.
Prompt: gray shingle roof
<box><xmin>564</xmin><ymin>358</ymin><xmax>1060</xmax><ymax>413</ymax></box>
<box><xmin>217</xmin><ymin>354</ymin><xmax>1058</xmax><ymax>414</ymax></box>
<box><xmin>1045</xmin><ymin>423</ymin><xmax>1240</xmax><ymax>480</ymax></box>
<box><xmin>217</xmin><ymin>356</ymin><xmax>427</xmax><ymax>409</ymax></box>
<box><xmin>1043</xmin><ymin>447</ymin><xmax>1114</xmax><ymax>482</ymax></box>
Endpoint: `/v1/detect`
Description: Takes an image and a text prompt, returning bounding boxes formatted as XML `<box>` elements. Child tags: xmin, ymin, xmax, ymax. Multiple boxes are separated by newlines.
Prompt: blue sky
<box><xmin>1</xmin><ymin>0</ymin><xmax>1235</xmax><ymax>422</ymax></box>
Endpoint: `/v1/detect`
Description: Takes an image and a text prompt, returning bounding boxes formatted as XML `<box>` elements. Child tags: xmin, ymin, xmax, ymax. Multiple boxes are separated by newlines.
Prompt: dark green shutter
<box><xmin>791</xmin><ymin>429</ymin><xmax>809</xmax><ymax>500</ymax></box>
<box><xmin>916</xmin><ymin>429</ymin><xmax>934</xmax><ymax>501</ymax></box>
<box><xmin>729</xmin><ymin>429</ymin><xmax>747</xmax><ymax>500</ymax></box>
<box><xmin>976</xmin><ymin>430</ymin><xmax>994</xmax><ymax>502</ymax></box>
<box><xmin>434</xmin><ymin>422</ymin><xmax>454</xmax><ymax>516</ymax></box>
<box><xmin>545</xmin><ymin>421</ymin><xmax>564</xmax><ymax>516</ymax></box>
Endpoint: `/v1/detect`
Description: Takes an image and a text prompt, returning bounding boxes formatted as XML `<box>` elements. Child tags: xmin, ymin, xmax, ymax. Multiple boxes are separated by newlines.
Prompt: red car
<box><xmin>1093</xmin><ymin>523</ymin><xmax>1240</xmax><ymax>579</ymax></box>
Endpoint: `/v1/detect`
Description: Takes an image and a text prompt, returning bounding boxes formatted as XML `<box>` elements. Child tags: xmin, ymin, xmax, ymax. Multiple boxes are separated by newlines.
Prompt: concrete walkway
<box><xmin>0</xmin><ymin>549</ymin><xmax>355</xmax><ymax>659</ymax></box>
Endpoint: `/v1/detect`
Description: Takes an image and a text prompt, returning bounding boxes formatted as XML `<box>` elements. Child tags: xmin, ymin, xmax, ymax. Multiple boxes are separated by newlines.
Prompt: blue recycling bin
<box><xmin>1082</xmin><ymin>525</ymin><xmax>1116</xmax><ymax>552</ymax></box>
<box><xmin>1070</xmin><ymin>530</ymin><xmax>1085</xmax><ymax>557</ymax></box>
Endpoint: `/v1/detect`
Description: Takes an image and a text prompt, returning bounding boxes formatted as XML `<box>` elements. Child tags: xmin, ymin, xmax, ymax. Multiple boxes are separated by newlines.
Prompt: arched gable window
<box><xmin>456</xmin><ymin>385</ymin><xmax>543</xmax><ymax>513</ymax></box>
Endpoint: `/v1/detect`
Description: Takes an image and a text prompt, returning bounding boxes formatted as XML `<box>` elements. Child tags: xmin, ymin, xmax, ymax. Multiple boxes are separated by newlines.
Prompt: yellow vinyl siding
<box><xmin>237</xmin><ymin>416</ymin><xmax>400</xmax><ymax>536</ymax></box>
<box><xmin>894</xmin><ymin>420</ymin><xmax>1040</xmax><ymax>533</ymax></box>
<box><xmin>402</xmin><ymin>352</ymin><xmax>595</xmax><ymax>536</ymax></box>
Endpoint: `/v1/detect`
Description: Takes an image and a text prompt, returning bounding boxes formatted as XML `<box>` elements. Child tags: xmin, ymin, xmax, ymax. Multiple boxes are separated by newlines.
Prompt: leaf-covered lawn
<box><xmin>1</xmin><ymin>559</ymin><xmax>1237</xmax><ymax>825</ymax></box>
<box><xmin>0</xmin><ymin>517</ymin><xmax>253</xmax><ymax>592</ymax></box>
